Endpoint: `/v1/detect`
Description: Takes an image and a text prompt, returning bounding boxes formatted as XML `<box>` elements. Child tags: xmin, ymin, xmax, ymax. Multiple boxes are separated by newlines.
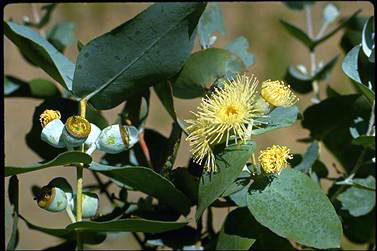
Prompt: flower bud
<box><xmin>40</xmin><ymin>109</ymin><xmax>65</xmax><ymax>148</ymax></box>
<box><xmin>34</xmin><ymin>177</ymin><xmax>73</xmax><ymax>212</ymax></box>
<box><xmin>61</xmin><ymin>116</ymin><xmax>91</xmax><ymax>147</ymax></box>
<box><xmin>84</xmin><ymin>123</ymin><xmax>101</xmax><ymax>155</ymax></box>
<box><xmin>96</xmin><ymin>124</ymin><xmax>139</xmax><ymax>154</ymax></box>
<box><xmin>72</xmin><ymin>192</ymin><xmax>99</xmax><ymax>218</ymax></box>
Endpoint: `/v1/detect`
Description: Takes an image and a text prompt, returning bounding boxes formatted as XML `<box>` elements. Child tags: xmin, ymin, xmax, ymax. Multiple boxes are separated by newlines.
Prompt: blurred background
<box><xmin>4</xmin><ymin>2</ymin><xmax>373</xmax><ymax>250</ymax></box>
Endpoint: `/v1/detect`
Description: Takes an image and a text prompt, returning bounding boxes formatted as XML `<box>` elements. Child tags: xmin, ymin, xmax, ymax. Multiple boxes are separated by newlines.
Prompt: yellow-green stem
<box><xmin>76</xmin><ymin>98</ymin><xmax>87</xmax><ymax>250</ymax></box>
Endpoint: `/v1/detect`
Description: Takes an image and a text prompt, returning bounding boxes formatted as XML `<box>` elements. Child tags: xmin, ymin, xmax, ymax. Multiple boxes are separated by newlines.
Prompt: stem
<box><xmin>76</xmin><ymin>99</ymin><xmax>87</xmax><ymax>250</ymax></box>
<box><xmin>316</xmin><ymin>21</ymin><xmax>329</xmax><ymax>40</ymax></box>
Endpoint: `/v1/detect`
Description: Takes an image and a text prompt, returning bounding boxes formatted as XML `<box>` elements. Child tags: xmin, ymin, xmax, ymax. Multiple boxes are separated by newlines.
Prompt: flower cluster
<box><xmin>258</xmin><ymin>145</ymin><xmax>293</xmax><ymax>174</ymax></box>
<box><xmin>185</xmin><ymin>73</ymin><xmax>298</xmax><ymax>173</ymax></box>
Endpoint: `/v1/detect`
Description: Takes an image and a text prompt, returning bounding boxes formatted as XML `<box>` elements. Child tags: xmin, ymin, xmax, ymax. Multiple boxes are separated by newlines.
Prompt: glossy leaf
<box><xmin>5</xmin><ymin>151</ymin><xmax>92</xmax><ymax>176</ymax></box>
<box><xmin>4</xmin><ymin>21</ymin><xmax>75</xmax><ymax>91</ymax></box>
<box><xmin>89</xmin><ymin>163</ymin><xmax>192</xmax><ymax>214</ymax></box>
<box><xmin>19</xmin><ymin>215</ymin><xmax>106</xmax><ymax>244</ymax></box>
<box><xmin>342</xmin><ymin>45</ymin><xmax>362</xmax><ymax>83</ymax></box>
<box><xmin>72</xmin><ymin>3</ymin><xmax>206</xmax><ymax>109</ymax></box>
<box><xmin>216</xmin><ymin>208</ymin><xmax>256</xmax><ymax>250</ymax></box>
<box><xmin>337</xmin><ymin>176</ymin><xmax>376</xmax><ymax>217</ymax></box>
<box><xmin>280</xmin><ymin>19</ymin><xmax>314</xmax><ymax>50</ymax></box>
<box><xmin>47</xmin><ymin>21</ymin><xmax>76</xmax><ymax>53</ymax></box>
<box><xmin>352</xmin><ymin>135</ymin><xmax>375</xmax><ymax>150</ymax></box>
<box><xmin>197</xmin><ymin>3</ymin><xmax>224</xmax><ymax>49</ymax></box>
<box><xmin>225</xmin><ymin>36</ymin><xmax>255</xmax><ymax>68</ymax></box>
<box><xmin>196</xmin><ymin>141</ymin><xmax>256</xmax><ymax>220</ymax></box>
<box><xmin>322</xmin><ymin>3</ymin><xmax>340</xmax><ymax>24</ymax></box>
<box><xmin>173</xmin><ymin>48</ymin><xmax>245</xmax><ymax>99</ymax></box>
<box><xmin>295</xmin><ymin>141</ymin><xmax>319</xmax><ymax>172</ymax></box>
<box><xmin>285</xmin><ymin>66</ymin><xmax>313</xmax><ymax>94</ymax></box>
<box><xmin>251</xmin><ymin>106</ymin><xmax>299</xmax><ymax>135</ymax></box>
<box><xmin>361</xmin><ymin>16</ymin><xmax>374</xmax><ymax>59</ymax></box>
<box><xmin>247</xmin><ymin>168</ymin><xmax>342</xmax><ymax>249</ymax></box>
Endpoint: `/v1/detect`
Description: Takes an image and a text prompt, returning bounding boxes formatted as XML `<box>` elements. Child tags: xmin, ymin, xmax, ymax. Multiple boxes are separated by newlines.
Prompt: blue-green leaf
<box><xmin>337</xmin><ymin>176</ymin><xmax>376</xmax><ymax>217</ymax></box>
<box><xmin>4</xmin><ymin>21</ymin><xmax>75</xmax><ymax>91</ymax></box>
<box><xmin>342</xmin><ymin>45</ymin><xmax>362</xmax><ymax>83</ymax></box>
<box><xmin>47</xmin><ymin>21</ymin><xmax>76</xmax><ymax>53</ymax></box>
<box><xmin>225</xmin><ymin>36</ymin><xmax>255</xmax><ymax>68</ymax></box>
<box><xmin>89</xmin><ymin>163</ymin><xmax>192</xmax><ymax>214</ymax></box>
<box><xmin>247</xmin><ymin>168</ymin><xmax>342</xmax><ymax>249</ymax></box>
<box><xmin>322</xmin><ymin>3</ymin><xmax>340</xmax><ymax>24</ymax></box>
<box><xmin>197</xmin><ymin>3</ymin><xmax>224</xmax><ymax>49</ymax></box>
<box><xmin>361</xmin><ymin>16</ymin><xmax>374</xmax><ymax>60</ymax></box>
<box><xmin>72</xmin><ymin>3</ymin><xmax>206</xmax><ymax>110</ymax></box>
<box><xmin>196</xmin><ymin>141</ymin><xmax>256</xmax><ymax>221</ymax></box>
<box><xmin>5</xmin><ymin>151</ymin><xmax>92</xmax><ymax>176</ymax></box>
<box><xmin>295</xmin><ymin>141</ymin><xmax>320</xmax><ymax>172</ymax></box>
<box><xmin>251</xmin><ymin>106</ymin><xmax>299</xmax><ymax>135</ymax></box>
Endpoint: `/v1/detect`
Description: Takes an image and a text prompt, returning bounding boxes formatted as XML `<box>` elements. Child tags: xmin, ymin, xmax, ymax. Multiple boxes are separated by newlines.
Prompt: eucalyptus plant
<box><xmin>5</xmin><ymin>2</ymin><xmax>375</xmax><ymax>250</ymax></box>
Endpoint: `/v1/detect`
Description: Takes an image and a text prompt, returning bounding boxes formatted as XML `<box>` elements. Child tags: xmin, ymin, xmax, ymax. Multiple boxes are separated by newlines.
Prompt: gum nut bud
<box><xmin>62</xmin><ymin>116</ymin><xmax>91</xmax><ymax>147</ymax></box>
<box><xmin>35</xmin><ymin>186</ymin><xmax>67</xmax><ymax>212</ymax></box>
<box><xmin>96</xmin><ymin>124</ymin><xmax>134</xmax><ymax>154</ymax></box>
<box><xmin>84</xmin><ymin>123</ymin><xmax>101</xmax><ymax>147</ymax></box>
<box><xmin>127</xmin><ymin>126</ymin><xmax>139</xmax><ymax>147</ymax></box>
<box><xmin>47</xmin><ymin>177</ymin><xmax>73</xmax><ymax>195</ymax></box>
<box><xmin>40</xmin><ymin>109</ymin><xmax>65</xmax><ymax>148</ymax></box>
<box><xmin>73</xmin><ymin>192</ymin><xmax>99</xmax><ymax>218</ymax></box>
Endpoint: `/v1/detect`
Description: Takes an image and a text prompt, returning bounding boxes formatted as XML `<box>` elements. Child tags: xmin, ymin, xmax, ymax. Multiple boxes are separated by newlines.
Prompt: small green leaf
<box><xmin>20</xmin><ymin>215</ymin><xmax>105</xmax><ymax>244</ymax></box>
<box><xmin>216</xmin><ymin>208</ymin><xmax>256</xmax><ymax>250</ymax></box>
<box><xmin>337</xmin><ymin>176</ymin><xmax>376</xmax><ymax>217</ymax></box>
<box><xmin>280</xmin><ymin>19</ymin><xmax>314</xmax><ymax>50</ymax></box>
<box><xmin>247</xmin><ymin>168</ymin><xmax>342</xmax><ymax>249</ymax></box>
<box><xmin>251</xmin><ymin>106</ymin><xmax>299</xmax><ymax>135</ymax></box>
<box><xmin>322</xmin><ymin>3</ymin><xmax>340</xmax><ymax>24</ymax></box>
<box><xmin>4</xmin><ymin>21</ymin><xmax>75</xmax><ymax>91</ymax></box>
<box><xmin>342</xmin><ymin>45</ymin><xmax>362</xmax><ymax>83</ymax></box>
<box><xmin>5</xmin><ymin>76</ymin><xmax>61</xmax><ymax>98</ymax></box>
<box><xmin>352</xmin><ymin>135</ymin><xmax>375</xmax><ymax>150</ymax></box>
<box><xmin>295</xmin><ymin>141</ymin><xmax>320</xmax><ymax>172</ymax></box>
<box><xmin>47</xmin><ymin>21</ymin><xmax>76</xmax><ymax>53</ymax></box>
<box><xmin>5</xmin><ymin>151</ymin><xmax>92</xmax><ymax>176</ymax></box>
<box><xmin>225</xmin><ymin>36</ymin><xmax>255</xmax><ymax>68</ymax></box>
<box><xmin>72</xmin><ymin>3</ymin><xmax>206</xmax><ymax>110</ymax></box>
<box><xmin>361</xmin><ymin>16</ymin><xmax>374</xmax><ymax>59</ymax></box>
<box><xmin>173</xmin><ymin>48</ymin><xmax>245</xmax><ymax>99</ymax></box>
<box><xmin>89</xmin><ymin>163</ymin><xmax>192</xmax><ymax>214</ymax></box>
<box><xmin>197</xmin><ymin>3</ymin><xmax>224</xmax><ymax>49</ymax></box>
<box><xmin>196</xmin><ymin>141</ymin><xmax>256</xmax><ymax>221</ymax></box>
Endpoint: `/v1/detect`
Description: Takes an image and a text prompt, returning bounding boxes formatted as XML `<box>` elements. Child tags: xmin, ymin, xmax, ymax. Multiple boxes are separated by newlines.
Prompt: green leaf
<box><xmin>196</xmin><ymin>141</ymin><xmax>256</xmax><ymax>221</ymax></box>
<box><xmin>171</xmin><ymin>168</ymin><xmax>199</xmax><ymax>204</ymax></box>
<box><xmin>342</xmin><ymin>45</ymin><xmax>362</xmax><ymax>83</ymax></box>
<box><xmin>361</xmin><ymin>16</ymin><xmax>374</xmax><ymax>59</ymax></box>
<box><xmin>72</xmin><ymin>3</ymin><xmax>206</xmax><ymax>110</ymax></box>
<box><xmin>19</xmin><ymin>215</ymin><xmax>106</xmax><ymax>245</ymax></box>
<box><xmin>283</xmin><ymin>2</ymin><xmax>315</xmax><ymax>11</ymax></box>
<box><xmin>225</xmin><ymin>36</ymin><xmax>255</xmax><ymax>68</ymax></box>
<box><xmin>285</xmin><ymin>66</ymin><xmax>313</xmax><ymax>94</ymax></box>
<box><xmin>295</xmin><ymin>141</ymin><xmax>319</xmax><ymax>172</ymax></box>
<box><xmin>313</xmin><ymin>54</ymin><xmax>338</xmax><ymax>81</ymax></box>
<box><xmin>89</xmin><ymin>163</ymin><xmax>192</xmax><ymax>214</ymax></box>
<box><xmin>5</xmin><ymin>75</ymin><xmax>61</xmax><ymax>98</ymax></box>
<box><xmin>7</xmin><ymin>176</ymin><xmax>19</xmax><ymax>250</ymax></box>
<box><xmin>251</xmin><ymin>106</ymin><xmax>299</xmax><ymax>135</ymax></box>
<box><xmin>47</xmin><ymin>21</ymin><xmax>76</xmax><ymax>53</ymax></box>
<box><xmin>322</xmin><ymin>3</ymin><xmax>340</xmax><ymax>24</ymax></box>
<box><xmin>173</xmin><ymin>48</ymin><xmax>245</xmax><ymax>99</ymax></box>
<box><xmin>161</xmin><ymin>122</ymin><xmax>182</xmax><ymax>176</ymax></box>
<box><xmin>337</xmin><ymin>176</ymin><xmax>376</xmax><ymax>217</ymax></box>
<box><xmin>197</xmin><ymin>3</ymin><xmax>224</xmax><ymax>49</ymax></box>
<box><xmin>247</xmin><ymin>168</ymin><xmax>342</xmax><ymax>249</ymax></box>
<box><xmin>216</xmin><ymin>208</ymin><xmax>256</xmax><ymax>250</ymax></box>
<box><xmin>4</xmin><ymin>21</ymin><xmax>75</xmax><ymax>91</ymax></box>
<box><xmin>5</xmin><ymin>151</ymin><xmax>92</xmax><ymax>176</ymax></box>
<box><xmin>352</xmin><ymin>135</ymin><xmax>375</xmax><ymax>150</ymax></box>
<box><xmin>280</xmin><ymin>19</ymin><xmax>314</xmax><ymax>50</ymax></box>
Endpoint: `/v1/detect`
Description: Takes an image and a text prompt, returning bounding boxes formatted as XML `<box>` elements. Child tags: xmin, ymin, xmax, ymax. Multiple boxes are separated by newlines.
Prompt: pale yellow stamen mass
<box><xmin>258</xmin><ymin>145</ymin><xmax>293</xmax><ymax>174</ymax></box>
<box><xmin>260</xmin><ymin>80</ymin><xmax>298</xmax><ymax>107</ymax></box>
<box><xmin>40</xmin><ymin>109</ymin><xmax>61</xmax><ymax>128</ymax></box>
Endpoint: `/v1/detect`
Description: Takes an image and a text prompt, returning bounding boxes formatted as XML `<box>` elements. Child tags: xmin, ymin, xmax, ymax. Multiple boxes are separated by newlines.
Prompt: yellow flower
<box><xmin>186</xmin><ymin>73</ymin><xmax>264</xmax><ymax>172</ymax></box>
<box><xmin>40</xmin><ymin>109</ymin><xmax>61</xmax><ymax>128</ymax></box>
<box><xmin>260</xmin><ymin>80</ymin><xmax>298</xmax><ymax>107</ymax></box>
<box><xmin>258</xmin><ymin>145</ymin><xmax>293</xmax><ymax>174</ymax></box>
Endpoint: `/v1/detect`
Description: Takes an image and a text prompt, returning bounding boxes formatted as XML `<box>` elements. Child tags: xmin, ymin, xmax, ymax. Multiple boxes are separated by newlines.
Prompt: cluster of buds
<box><xmin>39</xmin><ymin>110</ymin><xmax>139</xmax><ymax>154</ymax></box>
<box><xmin>34</xmin><ymin>177</ymin><xmax>99</xmax><ymax>219</ymax></box>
